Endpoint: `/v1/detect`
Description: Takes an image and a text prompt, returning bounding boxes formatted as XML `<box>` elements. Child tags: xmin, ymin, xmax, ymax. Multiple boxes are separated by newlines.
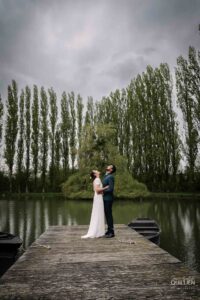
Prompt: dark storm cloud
<box><xmin>0</xmin><ymin>0</ymin><xmax>199</xmax><ymax>102</ymax></box>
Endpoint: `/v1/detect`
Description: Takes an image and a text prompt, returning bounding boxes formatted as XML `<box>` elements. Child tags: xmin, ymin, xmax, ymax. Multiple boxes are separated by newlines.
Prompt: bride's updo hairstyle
<box><xmin>90</xmin><ymin>171</ymin><xmax>96</xmax><ymax>181</ymax></box>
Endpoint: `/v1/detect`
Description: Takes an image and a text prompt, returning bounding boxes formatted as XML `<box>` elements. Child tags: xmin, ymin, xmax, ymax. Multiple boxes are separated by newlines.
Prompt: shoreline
<box><xmin>1</xmin><ymin>192</ymin><xmax>200</xmax><ymax>200</ymax></box>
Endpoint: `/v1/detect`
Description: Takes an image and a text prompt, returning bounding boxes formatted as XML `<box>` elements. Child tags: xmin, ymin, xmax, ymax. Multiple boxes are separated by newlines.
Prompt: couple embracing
<box><xmin>81</xmin><ymin>165</ymin><xmax>116</xmax><ymax>239</ymax></box>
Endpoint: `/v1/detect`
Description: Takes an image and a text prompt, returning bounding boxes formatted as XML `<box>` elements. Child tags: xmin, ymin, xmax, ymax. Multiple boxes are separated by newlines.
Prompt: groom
<box><xmin>102</xmin><ymin>164</ymin><xmax>116</xmax><ymax>238</ymax></box>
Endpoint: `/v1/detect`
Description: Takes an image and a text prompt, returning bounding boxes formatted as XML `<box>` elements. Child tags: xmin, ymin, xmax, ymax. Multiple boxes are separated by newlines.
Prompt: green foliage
<box><xmin>62</xmin><ymin>124</ymin><xmax>149</xmax><ymax>198</ymax></box>
<box><xmin>127</xmin><ymin>63</ymin><xmax>181</xmax><ymax>191</ymax></box>
<box><xmin>78</xmin><ymin>124</ymin><xmax>118</xmax><ymax>172</ymax></box>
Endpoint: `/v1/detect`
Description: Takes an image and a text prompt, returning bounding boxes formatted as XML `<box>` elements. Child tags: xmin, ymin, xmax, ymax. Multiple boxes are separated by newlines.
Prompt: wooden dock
<box><xmin>0</xmin><ymin>225</ymin><xmax>199</xmax><ymax>299</ymax></box>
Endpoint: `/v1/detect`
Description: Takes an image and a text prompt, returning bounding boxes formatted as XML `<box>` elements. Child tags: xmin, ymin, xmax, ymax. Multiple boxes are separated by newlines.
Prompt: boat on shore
<box><xmin>128</xmin><ymin>218</ymin><xmax>161</xmax><ymax>245</ymax></box>
<box><xmin>0</xmin><ymin>232</ymin><xmax>23</xmax><ymax>277</ymax></box>
<box><xmin>0</xmin><ymin>232</ymin><xmax>22</xmax><ymax>252</ymax></box>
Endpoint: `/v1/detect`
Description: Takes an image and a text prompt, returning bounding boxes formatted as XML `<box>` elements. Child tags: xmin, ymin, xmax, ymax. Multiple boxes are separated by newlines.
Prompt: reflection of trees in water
<box><xmin>0</xmin><ymin>198</ymin><xmax>92</xmax><ymax>248</ymax></box>
<box><xmin>0</xmin><ymin>198</ymin><xmax>152</xmax><ymax>247</ymax></box>
<box><xmin>113</xmin><ymin>199</ymin><xmax>151</xmax><ymax>224</ymax></box>
<box><xmin>147</xmin><ymin>198</ymin><xmax>200</xmax><ymax>271</ymax></box>
<box><xmin>0</xmin><ymin>197</ymin><xmax>200</xmax><ymax>271</ymax></box>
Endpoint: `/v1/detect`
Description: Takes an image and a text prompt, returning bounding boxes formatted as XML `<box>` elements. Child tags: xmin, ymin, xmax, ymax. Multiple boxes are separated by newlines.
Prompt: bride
<box><xmin>81</xmin><ymin>170</ymin><xmax>108</xmax><ymax>239</ymax></box>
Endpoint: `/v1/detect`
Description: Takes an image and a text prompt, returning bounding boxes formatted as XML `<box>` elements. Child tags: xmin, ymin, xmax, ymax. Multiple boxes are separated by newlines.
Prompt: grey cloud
<box><xmin>0</xmin><ymin>0</ymin><xmax>199</xmax><ymax>103</ymax></box>
<box><xmin>104</xmin><ymin>53</ymin><xmax>146</xmax><ymax>84</ymax></box>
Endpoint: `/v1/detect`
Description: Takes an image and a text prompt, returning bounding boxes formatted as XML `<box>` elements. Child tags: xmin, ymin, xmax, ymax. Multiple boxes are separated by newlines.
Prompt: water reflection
<box><xmin>0</xmin><ymin>197</ymin><xmax>199</xmax><ymax>272</ymax></box>
<box><xmin>147</xmin><ymin>198</ymin><xmax>200</xmax><ymax>272</ymax></box>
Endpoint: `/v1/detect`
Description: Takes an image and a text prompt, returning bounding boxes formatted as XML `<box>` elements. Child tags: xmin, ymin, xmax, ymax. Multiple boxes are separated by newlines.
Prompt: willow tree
<box><xmin>25</xmin><ymin>86</ymin><xmax>31</xmax><ymax>192</ymax></box>
<box><xmin>40</xmin><ymin>87</ymin><xmax>49</xmax><ymax>193</ymax></box>
<box><xmin>17</xmin><ymin>89</ymin><xmax>25</xmax><ymax>192</ymax></box>
<box><xmin>176</xmin><ymin>53</ymin><xmax>198</xmax><ymax>186</ymax></box>
<box><xmin>4</xmin><ymin>80</ymin><xmax>18</xmax><ymax>192</ymax></box>
<box><xmin>49</xmin><ymin>87</ymin><xmax>58</xmax><ymax>190</ymax></box>
<box><xmin>62</xmin><ymin>124</ymin><xmax>148</xmax><ymax>199</ymax></box>
<box><xmin>61</xmin><ymin>92</ymin><xmax>70</xmax><ymax>177</ymax></box>
<box><xmin>31</xmin><ymin>85</ymin><xmax>39</xmax><ymax>191</ymax></box>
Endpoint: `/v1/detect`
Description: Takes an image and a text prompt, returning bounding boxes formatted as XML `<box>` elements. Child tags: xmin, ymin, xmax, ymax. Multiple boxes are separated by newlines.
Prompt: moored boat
<box><xmin>0</xmin><ymin>232</ymin><xmax>23</xmax><ymax>252</ymax></box>
<box><xmin>128</xmin><ymin>218</ymin><xmax>161</xmax><ymax>245</ymax></box>
<box><xmin>0</xmin><ymin>232</ymin><xmax>23</xmax><ymax>277</ymax></box>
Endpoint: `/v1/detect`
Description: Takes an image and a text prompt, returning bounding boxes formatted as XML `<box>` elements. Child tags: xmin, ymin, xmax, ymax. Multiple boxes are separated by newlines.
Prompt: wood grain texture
<box><xmin>0</xmin><ymin>225</ymin><xmax>199</xmax><ymax>299</ymax></box>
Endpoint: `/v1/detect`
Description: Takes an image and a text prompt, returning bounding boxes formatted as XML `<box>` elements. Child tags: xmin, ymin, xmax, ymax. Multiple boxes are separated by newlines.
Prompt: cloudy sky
<box><xmin>0</xmin><ymin>0</ymin><xmax>199</xmax><ymax>103</ymax></box>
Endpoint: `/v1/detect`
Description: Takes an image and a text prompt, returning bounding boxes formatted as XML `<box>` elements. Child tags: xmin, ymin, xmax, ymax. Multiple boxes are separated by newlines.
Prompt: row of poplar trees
<box><xmin>0</xmin><ymin>46</ymin><xmax>200</xmax><ymax>193</ymax></box>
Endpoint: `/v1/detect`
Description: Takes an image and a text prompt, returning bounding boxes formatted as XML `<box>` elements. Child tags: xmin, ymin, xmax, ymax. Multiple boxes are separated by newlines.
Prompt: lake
<box><xmin>0</xmin><ymin>196</ymin><xmax>200</xmax><ymax>273</ymax></box>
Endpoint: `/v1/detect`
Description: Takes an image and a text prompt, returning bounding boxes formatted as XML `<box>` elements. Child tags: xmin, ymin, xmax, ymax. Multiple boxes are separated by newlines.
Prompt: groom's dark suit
<box><xmin>102</xmin><ymin>173</ymin><xmax>115</xmax><ymax>234</ymax></box>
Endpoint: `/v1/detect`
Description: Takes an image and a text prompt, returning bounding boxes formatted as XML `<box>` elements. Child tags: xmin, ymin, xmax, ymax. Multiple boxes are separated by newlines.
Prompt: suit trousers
<box><xmin>104</xmin><ymin>200</ymin><xmax>114</xmax><ymax>234</ymax></box>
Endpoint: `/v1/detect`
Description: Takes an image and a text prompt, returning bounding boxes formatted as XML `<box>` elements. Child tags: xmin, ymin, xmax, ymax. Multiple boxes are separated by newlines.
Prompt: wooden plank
<box><xmin>0</xmin><ymin>225</ymin><xmax>199</xmax><ymax>299</ymax></box>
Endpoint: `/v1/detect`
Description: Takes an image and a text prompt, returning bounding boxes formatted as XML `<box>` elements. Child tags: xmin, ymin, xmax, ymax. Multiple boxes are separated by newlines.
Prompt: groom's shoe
<box><xmin>105</xmin><ymin>233</ymin><xmax>115</xmax><ymax>238</ymax></box>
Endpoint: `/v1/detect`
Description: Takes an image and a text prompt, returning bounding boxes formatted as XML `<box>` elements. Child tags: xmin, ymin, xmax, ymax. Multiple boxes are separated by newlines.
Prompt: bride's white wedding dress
<box><xmin>81</xmin><ymin>178</ymin><xmax>105</xmax><ymax>238</ymax></box>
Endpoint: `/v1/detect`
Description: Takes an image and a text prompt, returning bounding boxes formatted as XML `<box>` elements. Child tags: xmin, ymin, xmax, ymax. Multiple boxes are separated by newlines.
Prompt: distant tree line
<box><xmin>0</xmin><ymin>46</ymin><xmax>200</xmax><ymax>193</ymax></box>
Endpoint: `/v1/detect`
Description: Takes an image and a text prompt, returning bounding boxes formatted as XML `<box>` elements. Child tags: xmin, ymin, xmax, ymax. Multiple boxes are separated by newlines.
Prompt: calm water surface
<box><xmin>0</xmin><ymin>196</ymin><xmax>200</xmax><ymax>272</ymax></box>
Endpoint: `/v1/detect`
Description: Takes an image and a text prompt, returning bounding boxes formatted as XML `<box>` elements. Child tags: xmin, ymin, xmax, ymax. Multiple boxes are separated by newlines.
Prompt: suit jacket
<box><xmin>102</xmin><ymin>174</ymin><xmax>115</xmax><ymax>201</ymax></box>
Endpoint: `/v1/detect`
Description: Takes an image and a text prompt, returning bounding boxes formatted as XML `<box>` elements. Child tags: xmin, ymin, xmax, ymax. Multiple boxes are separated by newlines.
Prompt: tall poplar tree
<box><xmin>68</xmin><ymin>92</ymin><xmax>76</xmax><ymax>170</ymax></box>
<box><xmin>127</xmin><ymin>64</ymin><xmax>181</xmax><ymax>191</ymax></box>
<box><xmin>176</xmin><ymin>54</ymin><xmax>198</xmax><ymax>186</ymax></box>
<box><xmin>49</xmin><ymin>87</ymin><xmax>58</xmax><ymax>191</ymax></box>
<box><xmin>76</xmin><ymin>94</ymin><xmax>84</xmax><ymax>168</ymax></box>
<box><xmin>85</xmin><ymin>97</ymin><xmax>95</xmax><ymax>126</ymax></box>
<box><xmin>123</xmin><ymin>88</ymin><xmax>131</xmax><ymax>167</ymax></box>
<box><xmin>128</xmin><ymin>74</ymin><xmax>146</xmax><ymax>179</ymax></box>
<box><xmin>55</xmin><ymin>125</ymin><xmax>62</xmax><ymax>189</ymax></box>
<box><xmin>31</xmin><ymin>85</ymin><xmax>39</xmax><ymax>191</ymax></box>
<box><xmin>61</xmin><ymin>92</ymin><xmax>70</xmax><ymax>177</ymax></box>
<box><xmin>17</xmin><ymin>89</ymin><xmax>25</xmax><ymax>192</ymax></box>
<box><xmin>40</xmin><ymin>87</ymin><xmax>49</xmax><ymax>193</ymax></box>
<box><xmin>55</xmin><ymin>126</ymin><xmax>61</xmax><ymax>172</ymax></box>
<box><xmin>158</xmin><ymin>64</ymin><xmax>181</xmax><ymax>188</ymax></box>
<box><xmin>25</xmin><ymin>86</ymin><xmax>31</xmax><ymax>192</ymax></box>
<box><xmin>4</xmin><ymin>80</ymin><xmax>18</xmax><ymax>192</ymax></box>
<box><xmin>76</xmin><ymin>94</ymin><xmax>84</xmax><ymax>148</ymax></box>
<box><xmin>188</xmin><ymin>47</ymin><xmax>200</xmax><ymax>129</ymax></box>
<box><xmin>0</xmin><ymin>95</ymin><xmax>3</xmax><ymax>153</ymax></box>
